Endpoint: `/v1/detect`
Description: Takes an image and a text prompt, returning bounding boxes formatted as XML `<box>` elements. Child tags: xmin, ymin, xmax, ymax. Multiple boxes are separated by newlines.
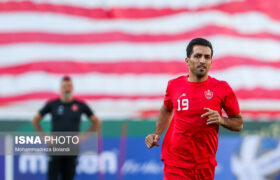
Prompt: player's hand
<box><xmin>78</xmin><ymin>134</ymin><xmax>89</xmax><ymax>143</ymax></box>
<box><xmin>145</xmin><ymin>134</ymin><xmax>160</xmax><ymax>149</ymax></box>
<box><xmin>201</xmin><ymin>108</ymin><xmax>224</xmax><ymax>125</ymax></box>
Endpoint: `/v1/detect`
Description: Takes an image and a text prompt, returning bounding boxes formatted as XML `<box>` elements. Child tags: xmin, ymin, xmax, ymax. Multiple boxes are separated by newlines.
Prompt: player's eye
<box><xmin>205</xmin><ymin>55</ymin><xmax>211</xmax><ymax>60</ymax></box>
<box><xmin>194</xmin><ymin>54</ymin><xmax>201</xmax><ymax>58</ymax></box>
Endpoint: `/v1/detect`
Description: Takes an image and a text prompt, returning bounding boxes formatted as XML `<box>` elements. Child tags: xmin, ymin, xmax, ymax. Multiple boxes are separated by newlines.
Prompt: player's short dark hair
<box><xmin>186</xmin><ymin>38</ymin><xmax>213</xmax><ymax>58</ymax></box>
<box><xmin>62</xmin><ymin>75</ymin><xmax>71</xmax><ymax>82</ymax></box>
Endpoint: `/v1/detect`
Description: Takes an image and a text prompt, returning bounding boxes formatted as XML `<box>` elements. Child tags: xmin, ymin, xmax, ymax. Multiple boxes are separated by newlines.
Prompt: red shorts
<box><xmin>163</xmin><ymin>164</ymin><xmax>215</xmax><ymax>180</ymax></box>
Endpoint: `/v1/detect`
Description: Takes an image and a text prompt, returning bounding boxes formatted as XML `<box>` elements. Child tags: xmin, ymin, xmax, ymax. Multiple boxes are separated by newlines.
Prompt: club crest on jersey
<box><xmin>204</xmin><ymin>90</ymin><xmax>213</xmax><ymax>100</ymax></box>
<box><xmin>72</xmin><ymin>104</ymin><xmax>78</xmax><ymax>111</ymax></box>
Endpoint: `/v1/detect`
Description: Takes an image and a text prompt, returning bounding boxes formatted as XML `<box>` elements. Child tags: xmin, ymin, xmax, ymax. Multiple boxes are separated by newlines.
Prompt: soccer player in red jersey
<box><xmin>145</xmin><ymin>38</ymin><xmax>243</xmax><ymax>180</ymax></box>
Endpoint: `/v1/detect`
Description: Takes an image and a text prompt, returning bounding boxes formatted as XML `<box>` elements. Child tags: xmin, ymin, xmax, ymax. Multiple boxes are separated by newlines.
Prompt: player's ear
<box><xmin>185</xmin><ymin>57</ymin><xmax>189</xmax><ymax>65</ymax></box>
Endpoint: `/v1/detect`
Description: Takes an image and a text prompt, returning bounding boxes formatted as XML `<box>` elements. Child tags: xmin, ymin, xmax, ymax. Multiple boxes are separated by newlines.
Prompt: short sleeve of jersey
<box><xmin>164</xmin><ymin>81</ymin><xmax>173</xmax><ymax>109</ymax></box>
<box><xmin>222</xmin><ymin>82</ymin><xmax>240</xmax><ymax>116</ymax></box>
<box><xmin>39</xmin><ymin>101</ymin><xmax>52</xmax><ymax>116</ymax></box>
<box><xmin>81</xmin><ymin>103</ymin><xmax>94</xmax><ymax>117</ymax></box>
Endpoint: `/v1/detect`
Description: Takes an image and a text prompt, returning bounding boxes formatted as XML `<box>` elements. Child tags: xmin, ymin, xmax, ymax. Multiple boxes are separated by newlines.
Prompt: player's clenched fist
<box><xmin>145</xmin><ymin>134</ymin><xmax>160</xmax><ymax>149</ymax></box>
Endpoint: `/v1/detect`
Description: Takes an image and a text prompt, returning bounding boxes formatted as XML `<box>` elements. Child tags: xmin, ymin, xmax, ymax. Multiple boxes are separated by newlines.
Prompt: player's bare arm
<box><xmin>145</xmin><ymin>105</ymin><xmax>173</xmax><ymax>149</ymax></box>
<box><xmin>89</xmin><ymin>115</ymin><xmax>101</xmax><ymax>132</ymax></box>
<box><xmin>201</xmin><ymin>108</ymin><xmax>243</xmax><ymax>131</ymax></box>
<box><xmin>79</xmin><ymin>115</ymin><xmax>101</xmax><ymax>142</ymax></box>
<box><xmin>32</xmin><ymin>113</ymin><xmax>52</xmax><ymax>144</ymax></box>
<box><xmin>32</xmin><ymin>113</ymin><xmax>45</xmax><ymax>137</ymax></box>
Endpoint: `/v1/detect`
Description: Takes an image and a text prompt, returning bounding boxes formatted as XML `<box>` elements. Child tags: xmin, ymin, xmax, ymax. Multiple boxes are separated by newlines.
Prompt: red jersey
<box><xmin>161</xmin><ymin>75</ymin><xmax>240</xmax><ymax>169</ymax></box>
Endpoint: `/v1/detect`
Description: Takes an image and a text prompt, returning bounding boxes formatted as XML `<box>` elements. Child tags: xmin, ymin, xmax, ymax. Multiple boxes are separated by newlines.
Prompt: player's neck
<box><xmin>60</xmin><ymin>96</ymin><xmax>73</xmax><ymax>103</ymax></box>
<box><xmin>188</xmin><ymin>74</ymin><xmax>208</xmax><ymax>83</ymax></box>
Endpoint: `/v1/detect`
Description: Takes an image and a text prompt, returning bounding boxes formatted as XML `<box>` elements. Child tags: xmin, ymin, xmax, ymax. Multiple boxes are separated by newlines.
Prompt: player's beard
<box><xmin>63</xmin><ymin>92</ymin><xmax>72</xmax><ymax>99</ymax></box>
<box><xmin>190</xmin><ymin>65</ymin><xmax>208</xmax><ymax>79</ymax></box>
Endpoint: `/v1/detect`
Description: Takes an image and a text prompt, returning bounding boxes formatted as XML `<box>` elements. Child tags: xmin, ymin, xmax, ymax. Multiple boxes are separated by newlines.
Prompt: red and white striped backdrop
<box><xmin>0</xmin><ymin>0</ymin><xmax>279</xmax><ymax>120</ymax></box>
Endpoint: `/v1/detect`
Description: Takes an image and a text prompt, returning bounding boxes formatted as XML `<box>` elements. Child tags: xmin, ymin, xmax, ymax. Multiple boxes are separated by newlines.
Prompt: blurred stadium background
<box><xmin>0</xmin><ymin>0</ymin><xmax>280</xmax><ymax>179</ymax></box>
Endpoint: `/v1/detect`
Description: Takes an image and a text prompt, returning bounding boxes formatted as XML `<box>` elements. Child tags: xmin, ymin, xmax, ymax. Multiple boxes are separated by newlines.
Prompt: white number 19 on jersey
<box><xmin>177</xmin><ymin>99</ymin><xmax>189</xmax><ymax>111</ymax></box>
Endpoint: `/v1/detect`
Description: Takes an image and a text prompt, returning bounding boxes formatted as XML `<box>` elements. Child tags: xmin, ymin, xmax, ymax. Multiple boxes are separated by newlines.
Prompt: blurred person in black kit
<box><xmin>32</xmin><ymin>76</ymin><xmax>101</xmax><ymax>180</ymax></box>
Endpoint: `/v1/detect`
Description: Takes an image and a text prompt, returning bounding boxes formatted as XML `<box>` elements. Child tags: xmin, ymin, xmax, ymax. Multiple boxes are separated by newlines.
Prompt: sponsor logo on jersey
<box><xmin>57</xmin><ymin>105</ymin><xmax>64</xmax><ymax>115</ymax></box>
<box><xmin>204</xmin><ymin>90</ymin><xmax>213</xmax><ymax>99</ymax></box>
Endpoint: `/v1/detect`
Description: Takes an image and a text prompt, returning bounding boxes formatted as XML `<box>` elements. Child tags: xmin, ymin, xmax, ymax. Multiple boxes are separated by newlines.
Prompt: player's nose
<box><xmin>199</xmin><ymin>57</ymin><xmax>206</xmax><ymax>63</ymax></box>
